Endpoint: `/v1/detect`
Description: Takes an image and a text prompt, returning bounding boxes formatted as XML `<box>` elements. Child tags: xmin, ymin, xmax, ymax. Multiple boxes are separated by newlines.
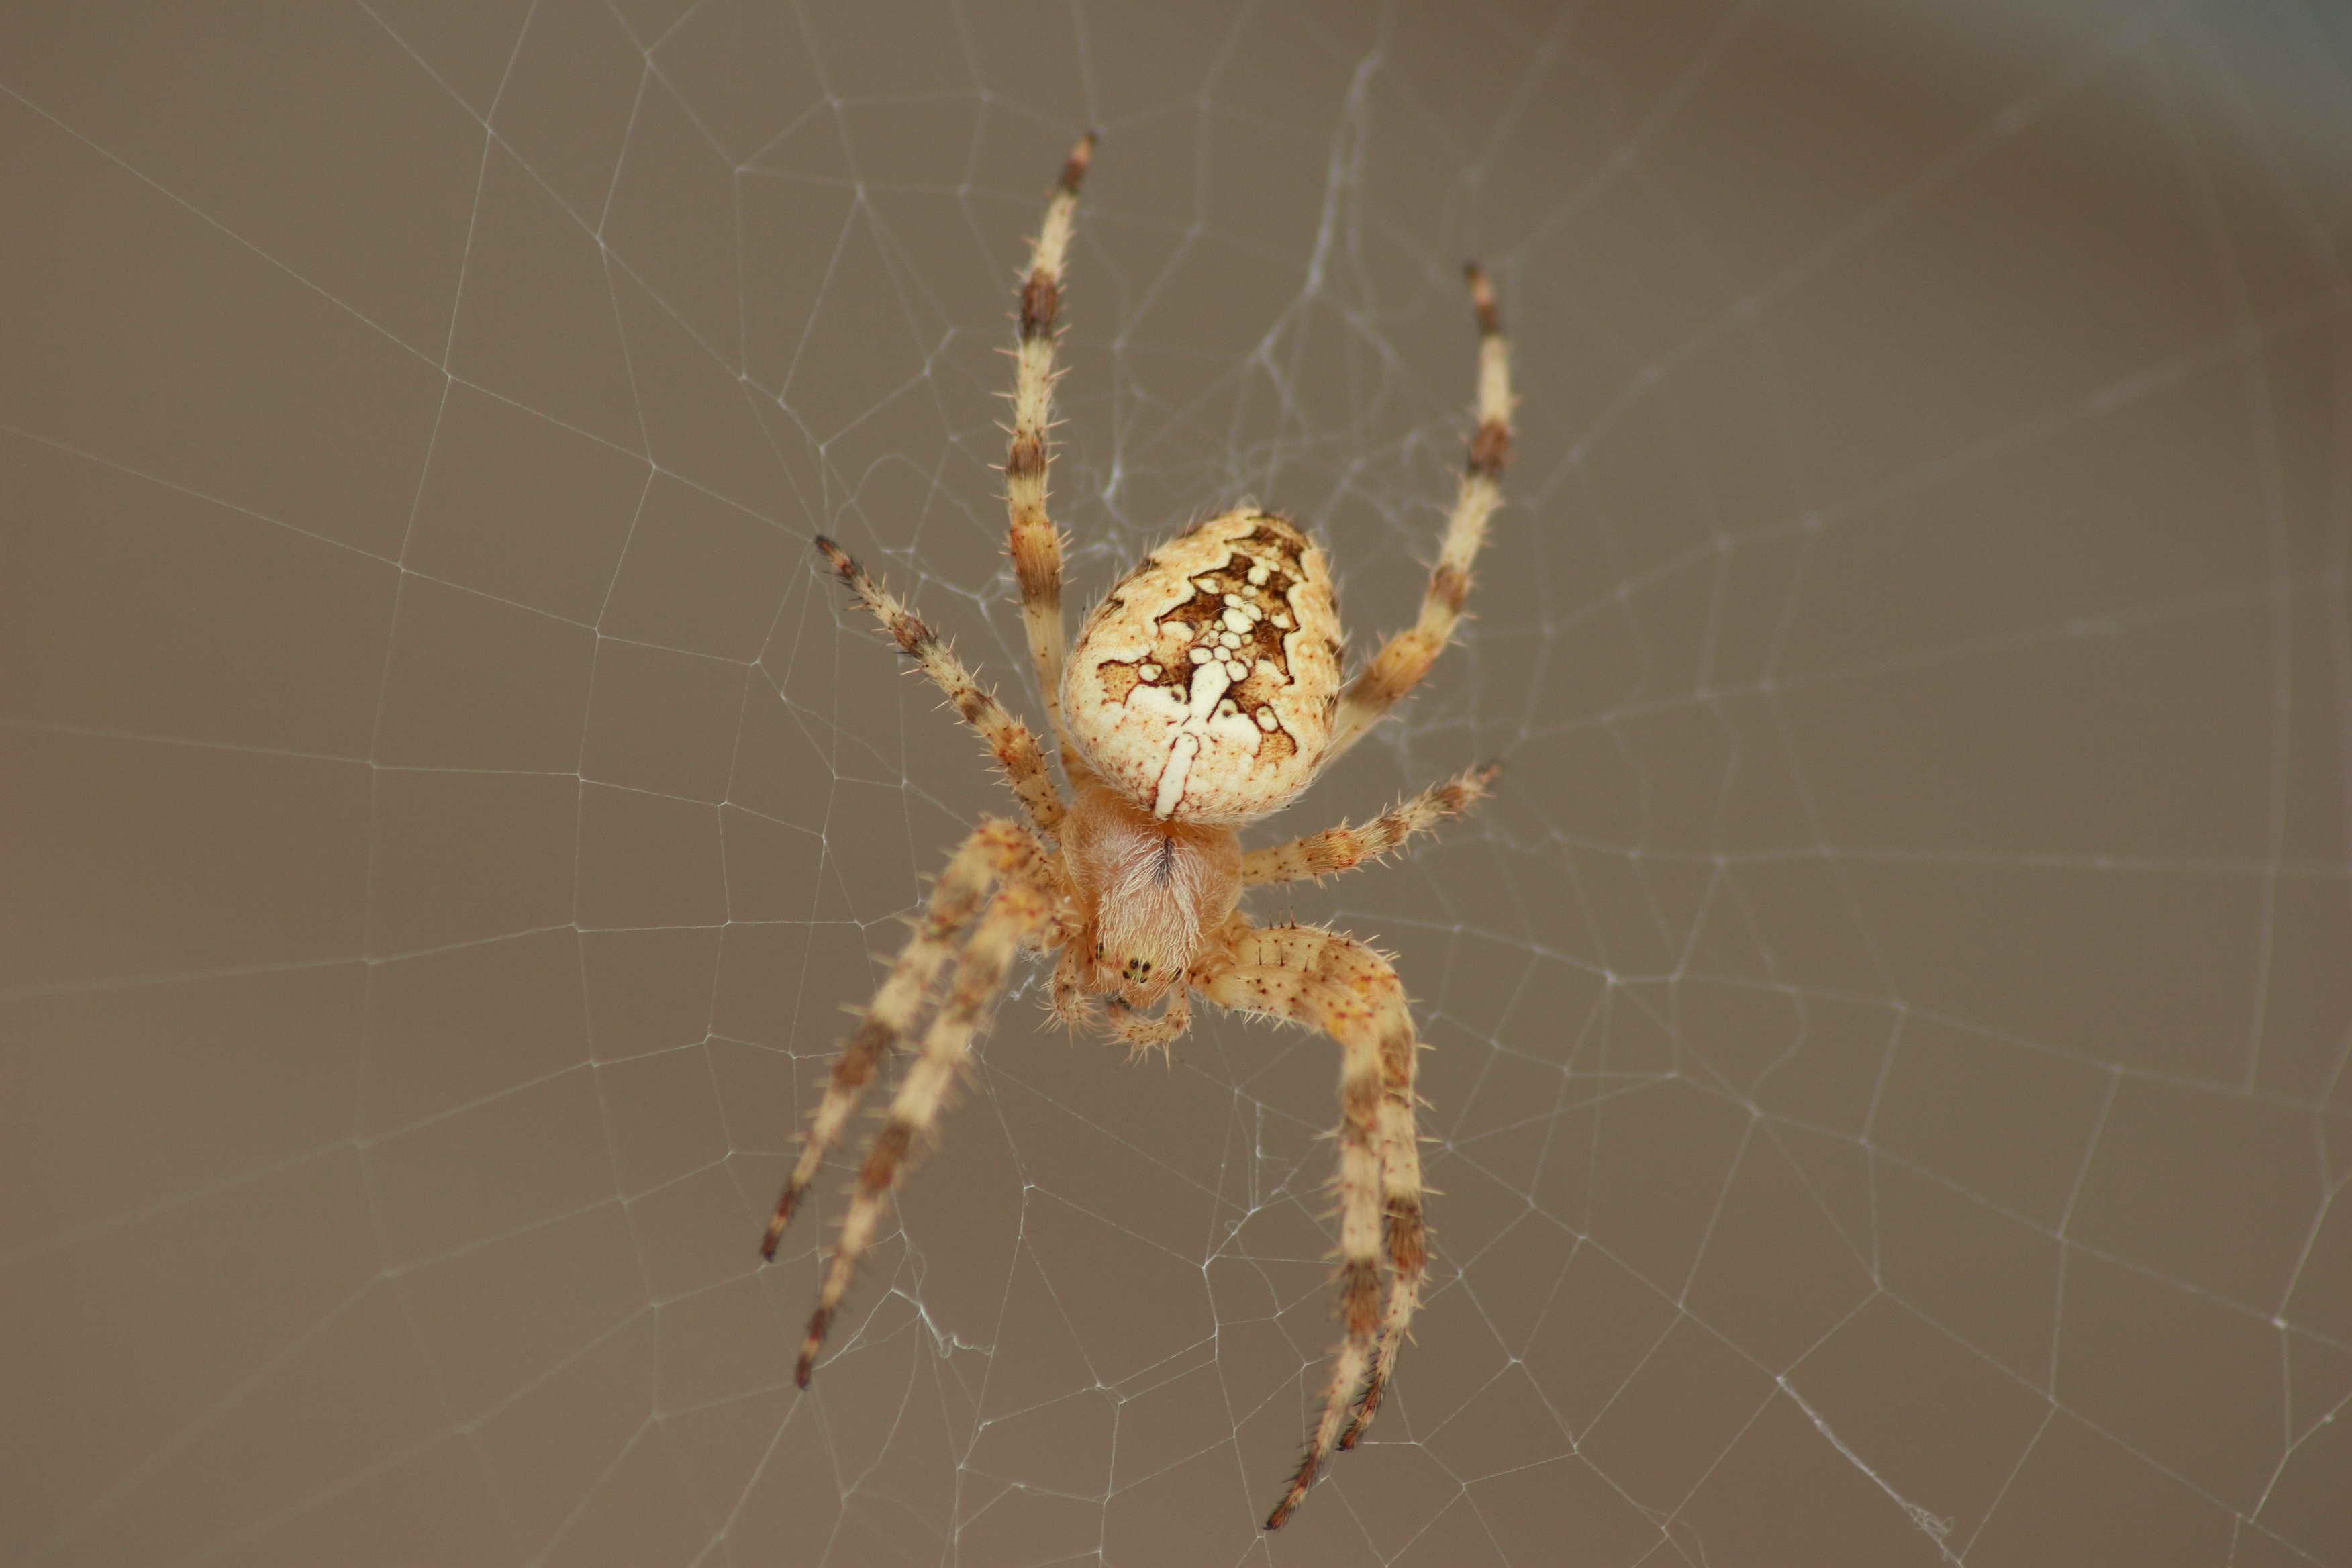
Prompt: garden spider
<box><xmin>760</xmin><ymin>134</ymin><xmax>1513</xmax><ymax>1531</ymax></box>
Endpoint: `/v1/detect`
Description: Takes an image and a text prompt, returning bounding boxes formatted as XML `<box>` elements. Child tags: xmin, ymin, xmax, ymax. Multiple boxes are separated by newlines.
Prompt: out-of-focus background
<box><xmin>5</xmin><ymin>2</ymin><xmax>2349</xmax><ymax>1564</ymax></box>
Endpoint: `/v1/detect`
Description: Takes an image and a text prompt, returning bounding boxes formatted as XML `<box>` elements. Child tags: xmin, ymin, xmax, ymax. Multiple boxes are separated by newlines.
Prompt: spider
<box><xmin>759</xmin><ymin>134</ymin><xmax>1514</xmax><ymax>1531</ymax></box>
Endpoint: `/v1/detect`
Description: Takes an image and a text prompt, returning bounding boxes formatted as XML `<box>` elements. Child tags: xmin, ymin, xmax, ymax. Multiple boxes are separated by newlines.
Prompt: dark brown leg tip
<box><xmin>1060</xmin><ymin>132</ymin><xmax>1097</xmax><ymax>192</ymax></box>
<box><xmin>1463</xmin><ymin>264</ymin><xmax>1501</xmax><ymax>334</ymax></box>
<box><xmin>761</xmin><ymin>1186</ymin><xmax>804</xmax><ymax>1259</ymax></box>
<box><xmin>796</xmin><ymin>1309</ymin><xmax>830</xmax><ymax>1389</ymax></box>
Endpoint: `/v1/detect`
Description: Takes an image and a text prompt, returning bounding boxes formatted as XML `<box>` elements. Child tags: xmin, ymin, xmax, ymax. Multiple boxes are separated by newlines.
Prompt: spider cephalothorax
<box><xmin>760</xmin><ymin>134</ymin><xmax>1514</xmax><ymax>1531</ymax></box>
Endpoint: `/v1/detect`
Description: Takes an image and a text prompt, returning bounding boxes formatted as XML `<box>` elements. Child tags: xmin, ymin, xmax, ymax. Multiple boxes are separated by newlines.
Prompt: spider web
<box><xmin>4</xmin><ymin>1</ymin><xmax>2351</xmax><ymax>1563</ymax></box>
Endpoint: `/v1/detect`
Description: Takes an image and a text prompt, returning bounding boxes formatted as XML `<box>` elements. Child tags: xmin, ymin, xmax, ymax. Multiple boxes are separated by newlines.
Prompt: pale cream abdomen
<box><xmin>1062</xmin><ymin>509</ymin><xmax>1341</xmax><ymax>824</ymax></box>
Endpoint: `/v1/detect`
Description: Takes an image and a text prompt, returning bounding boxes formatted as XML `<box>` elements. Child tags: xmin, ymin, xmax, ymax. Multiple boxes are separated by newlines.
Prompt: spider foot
<box><xmin>795</xmin><ymin>1306</ymin><xmax>832</xmax><ymax>1389</ymax></box>
<box><xmin>758</xmin><ymin>1205</ymin><xmax>793</xmax><ymax>1262</ymax></box>
<box><xmin>1264</xmin><ymin>1447</ymin><xmax>1322</xmax><ymax>1532</ymax></box>
<box><xmin>1337</xmin><ymin>1381</ymin><xmax>1383</xmax><ymax>1451</ymax></box>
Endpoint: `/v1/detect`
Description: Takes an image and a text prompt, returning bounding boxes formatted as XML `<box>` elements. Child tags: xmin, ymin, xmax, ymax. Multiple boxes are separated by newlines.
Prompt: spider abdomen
<box><xmin>1062</xmin><ymin>509</ymin><xmax>1341</xmax><ymax>824</ymax></box>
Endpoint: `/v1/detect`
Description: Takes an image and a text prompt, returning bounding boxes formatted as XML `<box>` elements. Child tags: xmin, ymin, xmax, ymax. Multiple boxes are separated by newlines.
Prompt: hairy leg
<box><xmin>1005</xmin><ymin>134</ymin><xmax>1095</xmax><ymax>755</ymax></box>
<box><xmin>1242</xmin><ymin>763</ymin><xmax>1498</xmax><ymax>887</ymax></box>
<box><xmin>759</xmin><ymin>819</ymin><xmax>1038</xmax><ymax>1259</ymax></box>
<box><xmin>1197</xmin><ymin>923</ymin><xmax>1429</xmax><ymax>1529</ymax></box>
<box><xmin>795</xmin><ymin>843</ymin><xmax>1055</xmax><ymax>1387</ymax></box>
<box><xmin>1048</xmin><ymin>930</ymin><xmax>1096</xmax><ymax>1030</ymax></box>
<box><xmin>1106</xmin><ymin>984</ymin><xmax>1192</xmax><ymax>1059</ymax></box>
<box><xmin>814</xmin><ymin>536</ymin><xmax>1065</xmax><ymax>836</ymax></box>
<box><xmin>1322</xmin><ymin>265</ymin><xmax>1514</xmax><ymax>763</ymax></box>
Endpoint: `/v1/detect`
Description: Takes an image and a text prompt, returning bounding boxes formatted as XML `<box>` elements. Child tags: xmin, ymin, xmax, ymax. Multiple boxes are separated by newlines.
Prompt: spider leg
<box><xmin>1197</xmin><ymin>924</ymin><xmax>1428</xmax><ymax>1530</ymax></box>
<box><xmin>813</xmin><ymin>536</ymin><xmax>1066</xmax><ymax>837</ymax></box>
<box><xmin>760</xmin><ymin>819</ymin><xmax>1037</xmax><ymax>1259</ymax></box>
<box><xmin>795</xmin><ymin>838</ymin><xmax>1056</xmax><ymax>1387</ymax></box>
<box><xmin>1006</xmin><ymin>133</ymin><xmax>1095</xmax><ymax>756</ymax></box>
<box><xmin>1241</xmin><ymin>763</ymin><xmax>1498</xmax><ymax>887</ymax></box>
<box><xmin>1341</xmin><ymin>989</ymin><xmax>1426</xmax><ymax>1455</ymax></box>
<box><xmin>1322</xmin><ymin>266</ymin><xmax>1514</xmax><ymax>765</ymax></box>
<box><xmin>1048</xmin><ymin>926</ymin><xmax>1097</xmax><ymax>1031</ymax></box>
<box><xmin>1106</xmin><ymin>983</ymin><xmax>1192</xmax><ymax>1059</ymax></box>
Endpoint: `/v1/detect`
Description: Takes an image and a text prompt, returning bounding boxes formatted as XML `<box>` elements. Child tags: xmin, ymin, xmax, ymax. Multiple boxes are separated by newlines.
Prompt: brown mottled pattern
<box><xmin>1093</xmin><ymin>514</ymin><xmax>1316</xmax><ymax>758</ymax></box>
<box><xmin>1093</xmin><ymin>660</ymin><xmax>1140</xmax><ymax>705</ymax></box>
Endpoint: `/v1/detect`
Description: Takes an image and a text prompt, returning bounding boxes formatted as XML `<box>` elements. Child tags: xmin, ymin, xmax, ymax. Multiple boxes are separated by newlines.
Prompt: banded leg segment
<box><xmin>1006</xmin><ymin>133</ymin><xmax>1095</xmax><ymax>753</ymax></box>
<box><xmin>1323</xmin><ymin>265</ymin><xmax>1514</xmax><ymax>764</ymax></box>
<box><xmin>795</xmin><ymin>848</ymin><xmax>1055</xmax><ymax>1387</ymax></box>
<box><xmin>814</xmin><ymin>536</ymin><xmax>1065</xmax><ymax>836</ymax></box>
<box><xmin>1242</xmin><ymin>763</ymin><xmax>1498</xmax><ymax>887</ymax></box>
<box><xmin>1200</xmin><ymin>924</ymin><xmax>1429</xmax><ymax>1530</ymax></box>
<box><xmin>759</xmin><ymin>819</ymin><xmax>1036</xmax><ymax>1260</ymax></box>
<box><xmin>1344</xmin><ymin>1003</ymin><xmax>1426</xmax><ymax>1453</ymax></box>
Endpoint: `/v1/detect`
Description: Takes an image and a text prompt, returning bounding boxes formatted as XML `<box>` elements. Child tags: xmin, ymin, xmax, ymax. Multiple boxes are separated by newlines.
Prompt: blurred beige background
<box><xmin>5</xmin><ymin>1</ymin><xmax>2349</xmax><ymax>1565</ymax></box>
